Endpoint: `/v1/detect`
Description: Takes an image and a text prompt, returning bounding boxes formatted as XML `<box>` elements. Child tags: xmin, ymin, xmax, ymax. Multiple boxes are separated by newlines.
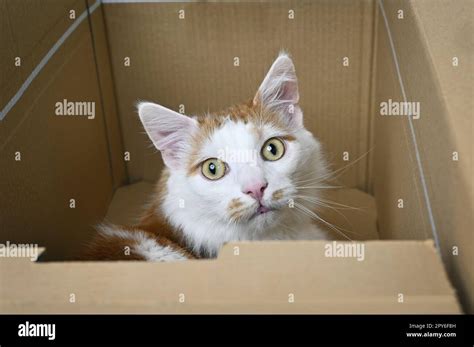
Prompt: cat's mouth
<box><xmin>257</xmin><ymin>205</ymin><xmax>271</xmax><ymax>214</ymax></box>
<box><xmin>251</xmin><ymin>203</ymin><xmax>275</xmax><ymax>219</ymax></box>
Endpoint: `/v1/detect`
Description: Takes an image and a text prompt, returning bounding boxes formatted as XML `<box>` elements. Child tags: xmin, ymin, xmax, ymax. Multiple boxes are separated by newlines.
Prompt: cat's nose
<box><xmin>243</xmin><ymin>181</ymin><xmax>268</xmax><ymax>201</ymax></box>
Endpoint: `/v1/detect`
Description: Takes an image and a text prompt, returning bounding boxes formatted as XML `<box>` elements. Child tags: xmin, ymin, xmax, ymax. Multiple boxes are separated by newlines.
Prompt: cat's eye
<box><xmin>201</xmin><ymin>158</ymin><xmax>226</xmax><ymax>180</ymax></box>
<box><xmin>261</xmin><ymin>137</ymin><xmax>285</xmax><ymax>161</ymax></box>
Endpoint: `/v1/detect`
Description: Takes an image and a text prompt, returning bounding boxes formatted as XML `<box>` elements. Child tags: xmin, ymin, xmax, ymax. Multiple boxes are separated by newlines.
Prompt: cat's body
<box><xmin>83</xmin><ymin>52</ymin><xmax>332</xmax><ymax>261</ymax></box>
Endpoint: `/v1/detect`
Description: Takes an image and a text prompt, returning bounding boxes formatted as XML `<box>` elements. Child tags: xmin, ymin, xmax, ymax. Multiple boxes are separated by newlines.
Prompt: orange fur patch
<box><xmin>229</xmin><ymin>208</ymin><xmax>248</xmax><ymax>222</ymax></box>
<box><xmin>82</xmin><ymin>170</ymin><xmax>197</xmax><ymax>261</ymax></box>
<box><xmin>227</xmin><ymin>198</ymin><xmax>247</xmax><ymax>222</ymax></box>
<box><xmin>187</xmin><ymin>99</ymin><xmax>291</xmax><ymax>175</ymax></box>
<box><xmin>228</xmin><ymin>198</ymin><xmax>243</xmax><ymax>210</ymax></box>
<box><xmin>272</xmin><ymin>189</ymin><xmax>284</xmax><ymax>201</ymax></box>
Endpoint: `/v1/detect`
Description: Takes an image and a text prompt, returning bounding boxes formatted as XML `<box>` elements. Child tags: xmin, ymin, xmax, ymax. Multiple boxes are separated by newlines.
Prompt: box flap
<box><xmin>0</xmin><ymin>240</ymin><xmax>460</xmax><ymax>313</ymax></box>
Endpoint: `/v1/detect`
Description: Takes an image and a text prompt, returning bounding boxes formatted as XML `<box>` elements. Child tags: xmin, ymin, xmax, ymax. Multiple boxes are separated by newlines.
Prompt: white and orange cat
<box><xmin>84</xmin><ymin>52</ymin><xmax>331</xmax><ymax>261</ymax></box>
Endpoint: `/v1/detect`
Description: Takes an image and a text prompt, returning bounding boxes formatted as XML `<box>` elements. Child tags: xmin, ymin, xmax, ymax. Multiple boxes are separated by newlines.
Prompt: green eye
<box><xmin>201</xmin><ymin>158</ymin><xmax>226</xmax><ymax>180</ymax></box>
<box><xmin>261</xmin><ymin>137</ymin><xmax>285</xmax><ymax>161</ymax></box>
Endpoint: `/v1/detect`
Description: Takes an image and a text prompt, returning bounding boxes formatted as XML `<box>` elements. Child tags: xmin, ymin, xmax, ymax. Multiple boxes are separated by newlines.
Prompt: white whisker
<box><xmin>293</xmin><ymin>202</ymin><xmax>353</xmax><ymax>240</ymax></box>
<box><xmin>294</xmin><ymin>196</ymin><xmax>358</xmax><ymax>234</ymax></box>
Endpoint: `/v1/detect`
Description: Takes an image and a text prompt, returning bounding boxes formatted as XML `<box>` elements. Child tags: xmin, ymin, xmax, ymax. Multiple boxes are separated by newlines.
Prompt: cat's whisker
<box><xmin>294</xmin><ymin>197</ymin><xmax>359</xmax><ymax>235</ymax></box>
<box><xmin>317</xmin><ymin>148</ymin><xmax>374</xmax><ymax>183</ymax></box>
<box><xmin>294</xmin><ymin>194</ymin><xmax>363</xmax><ymax>211</ymax></box>
<box><xmin>292</xmin><ymin>170</ymin><xmax>328</xmax><ymax>181</ymax></box>
<box><xmin>292</xmin><ymin>148</ymin><xmax>373</xmax><ymax>187</ymax></box>
<box><xmin>291</xmin><ymin>169</ymin><xmax>332</xmax><ymax>184</ymax></box>
<box><xmin>292</xmin><ymin>204</ymin><xmax>352</xmax><ymax>241</ymax></box>
<box><xmin>295</xmin><ymin>185</ymin><xmax>343</xmax><ymax>189</ymax></box>
<box><xmin>295</xmin><ymin>196</ymin><xmax>354</xmax><ymax>227</ymax></box>
<box><xmin>316</xmin><ymin>197</ymin><xmax>365</xmax><ymax>211</ymax></box>
<box><xmin>293</xmin><ymin>202</ymin><xmax>352</xmax><ymax>240</ymax></box>
<box><xmin>276</xmin><ymin>221</ymin><xmax>297</xmax><ymax>234</ymax></box>
<box><xmin>293</xmin><ymin>181</ymin><xmax>326</xmax><ymax>188</ymax></box>
<box><xmin>294</xmin><ymin>199</ymin><xmax>359</xmax><ymax>235</ymax></box>
<box><xmin>292</xmin><ymin>172</ymin><xmax>327</xmax><ymax>183</ymax></box>
<box><xmin>294</xmin><ymin>172</ymin><xmax>326</xmax><ymax>182</ymax></box>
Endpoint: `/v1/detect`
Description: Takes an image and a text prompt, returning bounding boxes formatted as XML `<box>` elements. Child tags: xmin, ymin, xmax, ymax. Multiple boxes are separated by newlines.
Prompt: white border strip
<box><xmin>378</xmin><ymin>0</ymin><xmax>440</xmax><ymax>251</ymax></box>
<box><xmin>0</xmin><ymin>0</ymin><xmax>101</xmax><ymax>121</ymax></box>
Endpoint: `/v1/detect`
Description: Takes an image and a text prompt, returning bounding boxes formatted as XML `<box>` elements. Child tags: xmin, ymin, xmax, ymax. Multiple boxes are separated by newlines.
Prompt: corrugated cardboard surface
<box><xmin>87</xmin><ymin>0</ymin><xmax>128</xmax><ymax>190</ymax></box>
<box><xmin>102</xmin><ymin>0</ymin><xmax>375</xmax><ymax>189</ymax></box>
<box><xmin>373</xmin><ymin>3</ymin><xmax>432</xmax><ymax>241</ymax></box>
<box><xmin>0</xmin><ymin>241</ymin><xmax>460</xmax><ymax>313</ymax></box>
<box><xmin>0</xmin><ymin>0</ymin><xmax>114</xmax><ymax>260</ymax></box>
<box><xmin>374</xmin><ymin>0</ymin><xmax>473</xmax><ymax>312</ymax></box>
<box><xmin>0</xmin><ymin>0</ymin><xmax>85</xmax><ymax>109</ymax></box>
<box><xmin>410</xmin><ymin>0</ymin><xmax>473</xmax><ymax>314</ymax></box>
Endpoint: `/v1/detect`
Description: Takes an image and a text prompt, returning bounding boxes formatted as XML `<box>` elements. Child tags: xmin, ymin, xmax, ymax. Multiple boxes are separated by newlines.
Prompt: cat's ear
<box><xmin>253</xmin><ymin>52</ymin><xmax>302</xmax><ymax>126</ymax></box>
<box><xmin>138</xmin><ymin>102</ymin><xmax>198</xmax><ymax>169</ymax></box>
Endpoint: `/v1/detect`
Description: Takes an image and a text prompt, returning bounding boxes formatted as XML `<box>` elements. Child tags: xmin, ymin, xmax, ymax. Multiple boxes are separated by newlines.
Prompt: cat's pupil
<box><xmin>267</xmin><ymin>144</ymin><xmax>277</xmax><ymax>155</ymax></box>
<box><xmin>209</xmin><ymin>163</ymin><xmax>216</xmax><ymax>174</ymax></box>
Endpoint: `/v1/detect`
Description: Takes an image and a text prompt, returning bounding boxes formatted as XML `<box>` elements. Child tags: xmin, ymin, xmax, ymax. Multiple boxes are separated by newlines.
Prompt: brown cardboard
<box><xmin>374</xmin><ymin>0</ymin><xmax>473</xmax><ymax>312</ymax></box>
<box><xmin>0</xmin><ymin>0</ymin><xmax>471</xmax><ymax>313</ymax></box>
<box><xmin>0</xmin><ymin>241</ymin><xmax>460</xmax><ymax>313</ymax></box>
<box><xmin>373</xmin><ymin>2</ymin><xmax>432</xmax><ymax>241</ymax></box>
<box><xmin>87</xmin><ymin>0</ymin><xmax>128</xmax><ymax>190</ymax></box>
<box><xmin>407</xmin><ymin>0</ymin><xmax>473</xmax><ymax>314</ymax></box>
<box><xmin>102</xmin><ymin>0</ymin><xmax>375</xmax><ymax>189</ymax></box>
<box><xmin>0</xmin><ymin>0</ymin><xmax>85</xmax><ymax>109</ymax></box>
<box><xmin>0</xmin><ymin>1</ymin><xmax>114</xmax><ymax>260</ymax></box>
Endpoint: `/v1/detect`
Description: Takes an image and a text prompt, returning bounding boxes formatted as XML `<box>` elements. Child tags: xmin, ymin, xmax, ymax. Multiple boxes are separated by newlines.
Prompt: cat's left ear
<box><xmin>253</xmin><ymin>52</ymin><xmax>302</xmax><ymax>127</ymax></box>
<box><xmin>138</xmin><ymin>102</ymin><xmax>198</xmax><ymax>170</ymax></box>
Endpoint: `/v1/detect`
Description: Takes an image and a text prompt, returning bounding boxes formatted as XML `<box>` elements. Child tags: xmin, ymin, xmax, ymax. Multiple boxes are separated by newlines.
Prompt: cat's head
<box><xmin>138</xmin><ymin>53</ymin><xmax>328</xmax><ymax>251</ymax></box>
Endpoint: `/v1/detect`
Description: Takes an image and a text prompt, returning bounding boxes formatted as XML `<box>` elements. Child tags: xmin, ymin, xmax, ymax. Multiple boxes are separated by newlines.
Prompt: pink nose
<box><xmin>244</xmin><ymin>181</ymin><xmax>268</xmax><ymax>201</ymax></box>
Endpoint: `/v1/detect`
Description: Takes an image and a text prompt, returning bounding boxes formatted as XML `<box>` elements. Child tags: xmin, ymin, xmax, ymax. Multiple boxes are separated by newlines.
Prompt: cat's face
<box><xmin>138</xmin><ymin>53</ymin><xmax>327</xmax><ymax>246</ymax></box>
<box><xmin>183</xmin><ymin>108</ymin><xmax>320</xmax><ymax>231</ymax></box>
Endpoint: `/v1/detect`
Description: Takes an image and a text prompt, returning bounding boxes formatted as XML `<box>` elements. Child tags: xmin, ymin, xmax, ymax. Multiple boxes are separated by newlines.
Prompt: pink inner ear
<box><xmin>280</xmin><ymin>80</ymin><xmax>299</xmax><ymax>104</ymax></box>
<box><xmin>274</xmin><ymin>79</ymin><xmax>303</xmax><ymax>127</ymax></box>
<box><xmin>162</xmin><ymin>148</ymin><xmax>181</xmax><ymax>168</ymax></box>
<box><xmin>157</xmin><ymin>135</ymin><xmax>181</xmax><ymax>152</ymax></box>
<box><xmin>138</xmin><ymin>102</ymin><xmax>198</xmax><ymax>170</ymax></box>
<box><xmin>155</xmin><ymin>124</ymin><xmax>195</xmax><ymax>169</ymax></box>
<box><xmin>156</xmin><ymin>136</ymin><xmax>189</xmax><ymax>170</ymax></box>
<box><xmin>255</xmin><ymin>54</ymin><xmax>300</xmax><ymax>110</ymax></box>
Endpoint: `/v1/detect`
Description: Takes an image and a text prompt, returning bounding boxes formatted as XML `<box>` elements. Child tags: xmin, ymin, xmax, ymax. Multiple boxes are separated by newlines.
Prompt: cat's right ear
<box><xmin>138</xmin><ymin>102</ymin><xmax>198</xmax><ymax>170</ymax></box>
<box><xmin>253</xmin><ymin>52</ymin><xmax>302</xmax><ymax>127</ymax></box>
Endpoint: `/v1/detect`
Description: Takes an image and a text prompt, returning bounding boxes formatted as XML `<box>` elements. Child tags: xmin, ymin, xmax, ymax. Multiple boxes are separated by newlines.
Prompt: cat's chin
<box><xmin>244</xmin><ymin>208</ymin><xmax>280</xmax><ymax>230</ymax></box>
<box><xmin>250</xmin><ymin>207</ymin><xmax>275</xmax><ymax>220</ymax></box>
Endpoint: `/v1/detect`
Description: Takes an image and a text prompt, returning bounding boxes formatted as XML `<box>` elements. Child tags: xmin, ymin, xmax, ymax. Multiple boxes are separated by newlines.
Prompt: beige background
<box><xmin>0</xmin><ymin>0</ymin><xmax>117</xmax><ymax>259</ymax></box>
<box><xmin>102</xmin><ymin>0</ymin><xmax>375</xmax><ymax>189</ymax></box>
<box><xmin>373</xmin><ymin>0</ymin><xmax>473</xmax><ymax>312</ymax></box>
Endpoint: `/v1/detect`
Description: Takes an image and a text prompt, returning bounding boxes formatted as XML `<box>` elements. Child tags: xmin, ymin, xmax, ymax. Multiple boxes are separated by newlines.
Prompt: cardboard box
<box><xmin>0</xmin><ymin>0</ymin><xmax>471</xmax><ymax>313</ymax></box>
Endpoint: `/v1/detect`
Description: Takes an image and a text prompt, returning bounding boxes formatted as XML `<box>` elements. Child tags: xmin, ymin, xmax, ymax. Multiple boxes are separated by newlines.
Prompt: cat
<box><xmin>83</xmin><ymin>52</ymin><xmax>332</xmax><ymax>261</ymax></box>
